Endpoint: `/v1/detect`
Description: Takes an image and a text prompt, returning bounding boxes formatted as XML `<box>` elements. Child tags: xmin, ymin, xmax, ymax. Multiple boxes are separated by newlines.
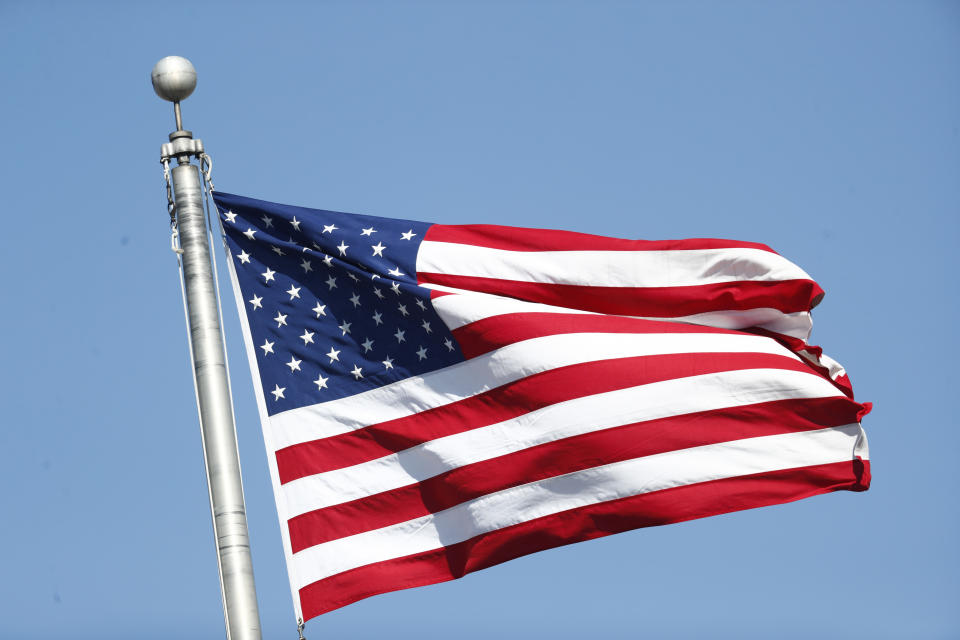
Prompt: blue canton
<box><xmin>213</xmin><ymin>191</ymin><xmax>464</xmax><ymax>415</ymax></box>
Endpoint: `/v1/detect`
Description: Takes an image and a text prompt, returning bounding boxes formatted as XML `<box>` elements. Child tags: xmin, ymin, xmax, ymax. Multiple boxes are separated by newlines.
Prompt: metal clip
<box><xmin>200</xmin><ymin>153</ymin><xmax>215</xmax><ymax>192</ymax></box>
<box><xmin>170</xmin><ymin>223</ymin><xmax>184</xmax><ymax>255</ymax></box>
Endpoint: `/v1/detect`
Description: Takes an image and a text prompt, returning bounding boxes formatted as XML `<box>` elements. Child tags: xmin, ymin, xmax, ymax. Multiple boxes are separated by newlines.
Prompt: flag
<box><xmin>212</xmin><ymin>191</ymin><xmax>870</xmax><ymax>621</ymax></box>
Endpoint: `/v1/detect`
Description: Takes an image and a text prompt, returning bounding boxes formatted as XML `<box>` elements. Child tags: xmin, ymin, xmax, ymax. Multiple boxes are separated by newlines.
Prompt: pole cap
<box><xmin>151</xmin><ymin>56</ymin><xmax>197</xmax><ymax>102</ymax></box>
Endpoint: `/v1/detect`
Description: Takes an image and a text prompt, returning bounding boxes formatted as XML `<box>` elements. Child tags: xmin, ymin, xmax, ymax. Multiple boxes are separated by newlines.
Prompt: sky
<box><xmin>0</xmin><ymin>1</ymin><xmax>957</xmax><ymax>638</ymax></box>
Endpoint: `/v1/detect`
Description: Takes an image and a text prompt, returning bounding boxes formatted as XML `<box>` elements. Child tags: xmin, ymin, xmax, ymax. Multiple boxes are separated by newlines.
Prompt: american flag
<box><xmin>213</xmin><ymin>191</ymin><xmax>870</xmax><ymax>621</ymax></box>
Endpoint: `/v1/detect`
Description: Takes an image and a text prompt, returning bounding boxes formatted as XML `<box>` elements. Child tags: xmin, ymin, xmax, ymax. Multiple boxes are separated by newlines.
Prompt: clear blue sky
<box><xmin>1</xmin><ymin>1</ymin><xmax>957</xmax><ymax>638</ymax></box>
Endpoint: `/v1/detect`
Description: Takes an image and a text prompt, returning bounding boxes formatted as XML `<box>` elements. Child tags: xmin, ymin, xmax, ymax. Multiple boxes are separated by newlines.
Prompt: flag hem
<box><xmin>220</xmin><ymin>223</ymin><xmax>304</xmax><ymax>622</ymax></box>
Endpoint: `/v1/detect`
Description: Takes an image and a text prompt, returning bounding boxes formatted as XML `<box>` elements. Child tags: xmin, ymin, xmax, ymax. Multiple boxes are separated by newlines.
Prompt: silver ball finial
<box><xmin>151</xmin><ymin>56</ymin><xmax>197</xmax><ymax>103</ymax></box>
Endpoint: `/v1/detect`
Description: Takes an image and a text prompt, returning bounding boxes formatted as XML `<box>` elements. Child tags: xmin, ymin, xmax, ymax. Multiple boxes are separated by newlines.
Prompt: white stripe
<box><xmin>281</xmin><ymin>367</ymin><xmax>843</xmax><ymax>517</ymax></box>
<box><xmin>417</xmin><ymin>242</ymin><xmax>813</xmax><ymax>288</ymax></box>
<box><xmin>671</xmin><ymin>308</ymin><xmax>811</xmax><ymax>339</ymax></box>
<box><xmin>268</xmin><ymin>331</ymin><xmax>798</xmax><ymax>450</ymax></box>
<box><xmin>430</xmin><ymin>288</ymin><xmax>812</xmax><ymax>339</ymax></box>
<box><xmin>431</xmin><ymin>288</ymin><xmax>593</xmax><ymax>329</ymax></box>
<box><xmin>291</xmin><ymin>423</ymin><xmax>865</xmax><ymax>588</ymax></box>
<box><xmin>799</xmin><ymin>349</ymin><xmax>847</xmax><ymax>381</ymax></box>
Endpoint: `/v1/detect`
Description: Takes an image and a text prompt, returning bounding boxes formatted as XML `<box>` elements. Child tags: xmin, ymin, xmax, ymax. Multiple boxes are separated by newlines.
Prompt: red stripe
<box><xmin>745</xmin><ymin>327</ymin><xmax>856</xmax><ymax>398</ymax></box>
<box><xmin>275</xmin><ymin>352</ymin><xmax>820</xmax><ymax>483</ymax></box>
<box><xmin>288</xmin><ymin>396</ymin><xmax>863</xmax><ymax>552</ymax></box>
<box><xmin>417</xmin><ymin>273</ymin><xmax>824</xmax><ymax>317</ymax></box>
<box><xmin>298</xmin><ymin>459</ymin><xmax>869</xmax><ymax>619</ymax></box>
<box><xmin>424</xmin><ymin>224</ymin><xmax>777</xmax><ymax>253</ymax></box>
<box><xmin>453</xmin><ymin>311</ymin><xmax>741</xmax><ymax>359</ymax></box>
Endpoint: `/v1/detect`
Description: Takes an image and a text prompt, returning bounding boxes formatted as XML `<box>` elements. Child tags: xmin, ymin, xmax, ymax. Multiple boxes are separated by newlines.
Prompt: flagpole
<box><xmin>153</xmin><ymin>56</ymin><xmax>263</xmax><ymax>640</ymax></box>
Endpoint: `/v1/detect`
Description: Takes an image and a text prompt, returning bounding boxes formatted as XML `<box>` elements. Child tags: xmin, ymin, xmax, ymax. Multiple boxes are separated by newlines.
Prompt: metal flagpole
<box><xmin>152</xmin><ymin>56</ymin><xmax>263</xmax><ymax>640</ymax></box>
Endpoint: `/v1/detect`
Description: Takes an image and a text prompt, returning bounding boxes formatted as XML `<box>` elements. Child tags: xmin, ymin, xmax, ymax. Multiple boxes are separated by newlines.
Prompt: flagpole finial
<box><xmin>152</xmin><ymin>56</ymin><xmax>196</xmax><ymax>132</ymax></box>
<box><xmin>152</xmin><ymin>56</ymin><xmax>196</xmax><ymax>102</ymax></box>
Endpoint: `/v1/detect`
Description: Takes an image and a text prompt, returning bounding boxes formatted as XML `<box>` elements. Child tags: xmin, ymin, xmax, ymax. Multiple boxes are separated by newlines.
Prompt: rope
<box><xmin>168</xmin><ymin>177</ymin><xmax>233</xmax><ymax>640</ymax></box>
<box><xmin>200</xmin><ymin>160</ymin><xmax>269</xmax><ymax>640</ymax></box>
<box><xmin>199</xmin><ymin>152</ymin><xmax>243</xmax><ymax>460</ymax></box>
<box><xmin>162</xmin><ymin>158</ymin><xmax>184</xmax><ymax>256</ymax></box>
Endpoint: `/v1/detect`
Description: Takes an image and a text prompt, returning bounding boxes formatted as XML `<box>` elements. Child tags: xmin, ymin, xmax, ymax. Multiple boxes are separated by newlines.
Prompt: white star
<box><xmin>287</xmin><ymin>285</ymin><xmax>301</xmax><ymax>300</ymax></box>
<box><xmin>382</xmin><ymin>356</ymin><xmax>394</xmax><ymax>370</ymax></box>
<box><xmin>300</xmin><ymin>330</ymin><xmax>315</xmax><ymax>345</ymax></box>
<box><xmin>387</xmin><ymin>267</ymin><xmax>404</xmax><ymax>277</ymax></box>
<box><xmin>349</xmin><ymin>293</ymin><xmax>361</xmax><ymax>307</ymax></box>
<box><xmin>313</xmin><ymin>302</ymin><xmax>327</xmax><ymax>317</ymax></box>
<box><xmin>322</xmin><ymin>224</ymin><xmax>338</xmax><ymax>234</ymax></box>
<box><xmin>372</xmin><ymin>310</ymin><xmax>383</xmax><ymax>325</ymax></box>
<box><xmin>398</xmin><ymin>303</ymin><xmax>409</xmax><ymax>317</ymax></box>
<box><xmin>361</xmin><ymin>338</ymin><xmax>374</xmax><ymax>353</ymax></box>
<box><xmin>286</xmin><ymin>356</ymin><xmax>302</xmax><ymax>372</ymax></box>
<box><xmin>336</xmin><ymin>241</ymin><xmax>349</xmax><ymax>256</ymax></box>
<box><xmin>326</xmin><ymin>347</ymin><xmax>341</xmax><ymax>363</ymax></box>
<box><xmin>444</xmin><ymin>338</ymin><xmax>455</xmax><ymax>351</ymax></box>
<box><xmin>313</xmin><ymin>374</ymin><xmax>328</xmax><ymax>390</ymax></box>
<box><xmin>347</xmin><ymin>272</ymin><xmax>359</xmax><ymax>282</ymax></box>
<box><xmin>262</xmin><ymin>268</ymin><xmax>275</xmax><ymax>283</ymax></box>
<box><xmin>371</xmin><ymin>274</ymin><xmax>381</xmax><ymax>280</ymax></box>
<box><xmin>361</xmin><ymin>227</ymin><xmax>376</xmax><ymax>236</ymax></box>
<box><xmin>260</xmin><ymin>339</ymin><xmax>274</xmax><ymax>355</ymax></box>
<box><xmin>237</xmin><ymin>250</ymin><xmax>251</xmax><ymax>264</ymax></box>
<box><xmin>325</xmin><ymin>276</ymin><xmax>337</xmax><ymax>290</ymax></box>
<box><xmin>371</xmin><ymin>242</ymin><xmax>386</xmax><ymax>257</ymax></box>
<box><xmin>338</xmin><ymin>321</ymin><xmax>352</xmax><ymax>335</ymax></box>
<box><xmin>394</xmin><ymin>328</ymin><xmax>406</xmax><ymax>343</ymax></box>
<box><xmin>415</xmin><ymin>298</ymin><xmax>426</xmax><ymax>311</ymax></box>
<box><xmin>261</xmin><ymin>215</ymin><xmax>274</xmax><ymax>228</ymax></box>
<box><xmin>274</xmin><ymin>312</ymin><xmax>287</xmax><ymax>327</ymax></box>
<box><xmin>322</xmin><ymin>255</ymin><xmax>334</xmax><ymax>267</ymax></box>
<box><xmin>401</xmin><ymin>229</ymin><xmax>416</xmax><ymax>241</ymax></box>
<box><xmin>271</xmin><ymin>384</ymin><xmax>285</xmax><ymax>401</ymax></box>
<box><xmin>416</xmin><ymin>346</ymin><xmax>428</xmax><ymax>361</ymax></box>
<box><xmin>350</xmin><ymin>365</ymin><xmax>364</xmax><ymax>380</ymax></box>
<box><xmin>290</xmin><ymin>216</ymin><xmax>302</xmax><ymax>231</ymax></box>
<box><xmin>272</xmin><ymin>246</ymin><xmax>285</xmax><ymax>256</ymax></box>
<box><xmin>243</xmin><ymin>228</ymin><xmax>256</xmax><ymax>240</ymax></box>
<box><xmin>373</xmin><ymin>287</ymin><xmax>385</xmax><ymax>299</ymax></box>
<box><xmin>390</xmin><ymin>282</ymin><xmax>402</xmax><ymax>295</ymax></box>
<box><xmin>300</xmin><ymin>259</ymin><xmax>312</xmax><ymax>273</ymax></box>
<box><xmin>223</xmin><ymin>210</ymin><xmax>237</xmax><ymax>223</ymax></box>
<box><xmin>248</xmin><ymin>294</ymin><xmax>263</xmax><ymax>310</ymax></box>
<box><xmin>421</xmin><ymin>320</ymin><xmax>432</xmax><ymax>333</ymax></box>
